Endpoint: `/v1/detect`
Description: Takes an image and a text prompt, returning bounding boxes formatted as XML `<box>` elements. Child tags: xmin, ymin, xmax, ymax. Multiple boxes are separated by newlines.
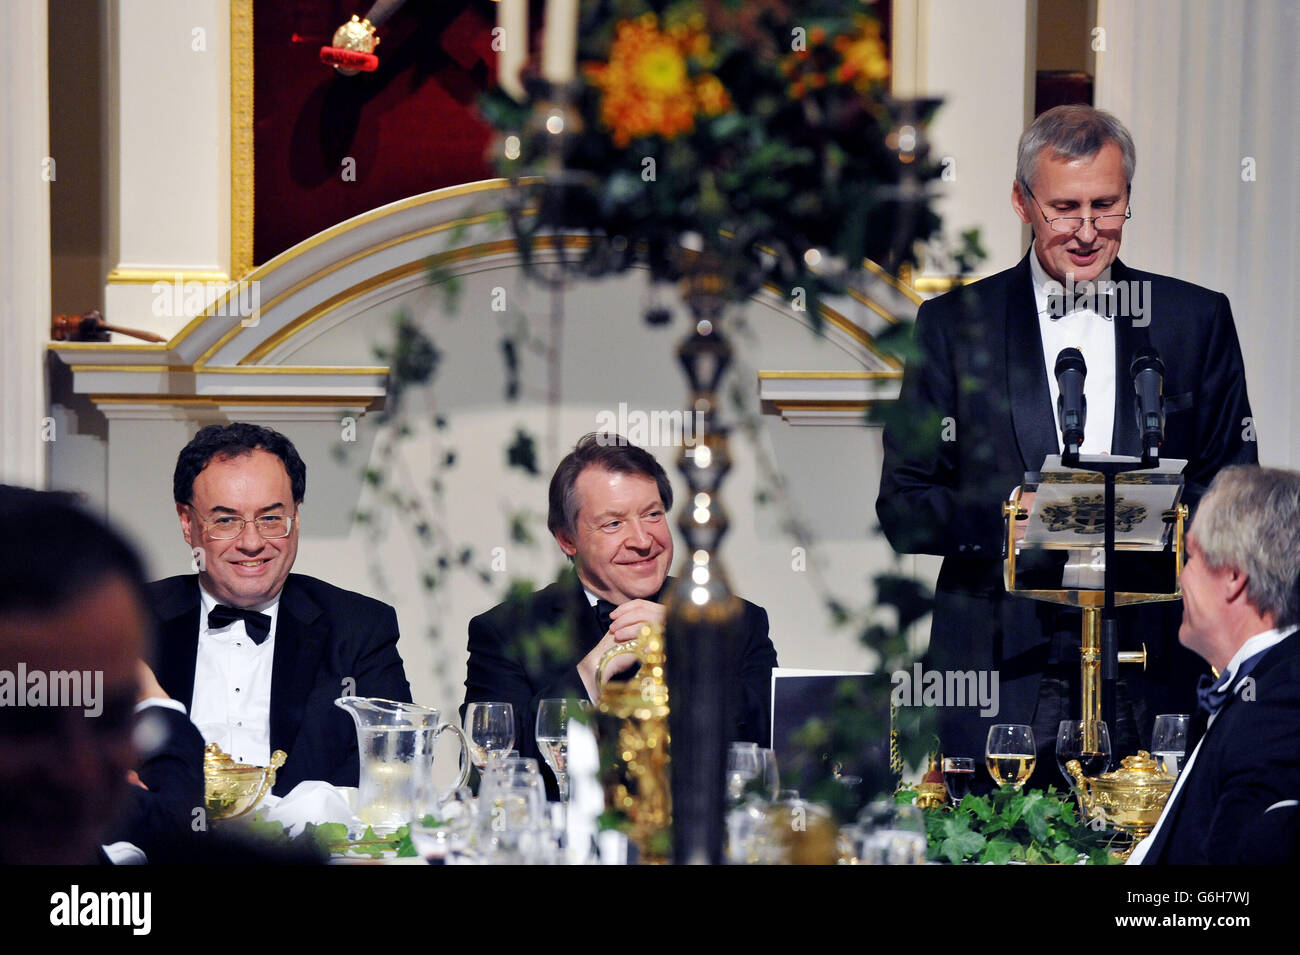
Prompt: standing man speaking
<box><xmin>877</xmin><ymin>106</ymin><xmax>1256</xmax><ymax>786</ymax></box>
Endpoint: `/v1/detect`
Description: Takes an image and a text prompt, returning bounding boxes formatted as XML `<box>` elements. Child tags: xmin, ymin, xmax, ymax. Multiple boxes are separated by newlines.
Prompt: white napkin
<box><xmin>260</xmin><ymin>781</ymin><xmax>358</xmax><ymax>838</ymax></box>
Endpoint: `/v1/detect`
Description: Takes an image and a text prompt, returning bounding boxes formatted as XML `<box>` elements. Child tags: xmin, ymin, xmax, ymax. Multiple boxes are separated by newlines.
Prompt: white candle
<box><xmin>542</xmin><ymin>0</ymin><xmax>578</xmax><ymax>84</ymax></box>
<box><xmin>498</xmin><ymin>0</ymin><xmax>527</xmax><ymax>101</ymax></box>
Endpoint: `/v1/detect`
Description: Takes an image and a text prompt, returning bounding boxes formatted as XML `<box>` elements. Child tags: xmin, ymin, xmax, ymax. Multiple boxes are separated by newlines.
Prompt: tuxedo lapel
<box><xmin>151</xmin><ymin>577</ymin><xmax>201</xmax><ymax>709</ymax></box>
<box><xmin>1109</xmin><ymin>260</ymin><xmax>1148</xmax><ymax>456</ymax></box>
<box><xmin>270</xmin><ymin>577</ymin><xmax>327</xmax><ymax>756</ymax></box>
<box><xmin>1005</xmin><ymin>254</ymin><xmax>1059</xmax><ymax>473</ymax></box>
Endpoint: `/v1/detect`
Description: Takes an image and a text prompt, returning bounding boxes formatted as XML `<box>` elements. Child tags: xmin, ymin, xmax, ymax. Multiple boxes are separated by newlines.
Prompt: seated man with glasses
<box><xmin>150</xmin><ymin>423</ymin><xmax>412</xmax><ymax>793</ymax></box>
<box><xmin>876</xmin><ymin>105</ymin><xmax>1256</xmax><ymax>790</ymax></box>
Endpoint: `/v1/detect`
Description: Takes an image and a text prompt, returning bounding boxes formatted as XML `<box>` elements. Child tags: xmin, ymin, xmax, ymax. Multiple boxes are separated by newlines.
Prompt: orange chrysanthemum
<box><xmin>586</xmin><ymin>16</ymin><xmax>732</xmax><ymax>147</ymax></box>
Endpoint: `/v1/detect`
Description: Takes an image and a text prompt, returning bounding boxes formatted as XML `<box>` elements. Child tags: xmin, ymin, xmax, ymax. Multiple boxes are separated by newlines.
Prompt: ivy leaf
<box><xmin>1052</xmin><ymin>843</ymin><xmax>1081</xmax><ymax>865</ymax></box>
<box><xmin>941</xmin><ymin>830</ymin><xmax>985</xmax><ymax>864</ymax></box>
<box><xmin>981</xmin><ymin>836</ymin><xmax>1016</xmax><ymax>865</ymax></box>
<box><xmin>506</xmin><ymin>429</ymin><xmax>539</xmax><ymax>475</ymax></box>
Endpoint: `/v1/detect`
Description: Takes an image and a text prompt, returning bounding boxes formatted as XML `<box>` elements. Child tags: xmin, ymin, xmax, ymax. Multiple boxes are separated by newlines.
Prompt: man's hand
<box><xmin>576</xmin><ymin>599</ymin><xmax>667</xmax><ymax>702</ymax></box>
<box><xmin>137</xmin><ymin>660</ymin><xmax>169</xmax><ymax>704</ymax></box>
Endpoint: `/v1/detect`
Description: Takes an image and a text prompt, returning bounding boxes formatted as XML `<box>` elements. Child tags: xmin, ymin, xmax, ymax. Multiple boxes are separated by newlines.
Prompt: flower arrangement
<box><xmin>481</xmin><ymin>0</ymin><xmax>944</xmax><ymax>317</ymax></box>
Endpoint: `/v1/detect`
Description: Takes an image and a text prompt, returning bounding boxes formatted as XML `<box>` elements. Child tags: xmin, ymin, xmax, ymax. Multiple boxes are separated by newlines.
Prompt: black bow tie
<box><xmin>208</xmin><ymin>604</ymin><xmax>272</xmax><ymax>644</ymax></box>
<box><xmin>594</xmin><ymin>599</ymin><xmax>618</xmax><ymax>636</ymax></box>
<box><xmin>1195</xmin><ymin>669</ymin><xmax>1233</xmax><ymax>717</ymax></box>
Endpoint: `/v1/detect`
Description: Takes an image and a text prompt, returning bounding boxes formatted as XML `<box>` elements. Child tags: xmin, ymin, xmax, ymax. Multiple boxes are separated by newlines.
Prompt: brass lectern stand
<box><xmin>1002</xmin><ymin>456</ymin><xmax>1187</xmax><ymax>850</ymax></box>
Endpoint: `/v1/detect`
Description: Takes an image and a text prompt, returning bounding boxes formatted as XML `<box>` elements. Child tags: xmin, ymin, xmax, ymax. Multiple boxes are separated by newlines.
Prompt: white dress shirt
<box><xmin>1126</xmin><ymin>625</ymin><xmax>1299</xmax><ymax>864</ymax></box>
<box><xmin>1030</xmin><ymin>248</ymin><xmax>1116</xmax><ymax>455</ymax></box>
<box><xmin>189</xmin><ymin>583</ymin><xmax>280</xmax><ymax>766</ymax></box>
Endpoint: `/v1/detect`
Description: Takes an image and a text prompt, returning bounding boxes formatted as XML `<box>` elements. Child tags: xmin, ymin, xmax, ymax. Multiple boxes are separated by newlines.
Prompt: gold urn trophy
<box><xmin>203</xmin><ymin>743</ymin><xmax>287</xmax><ymax>821</ymax></box>
<box><xmin>1003</xmin><ymin>455</ymin><xmax>1188</xmax><ymax>857</ymax></box>
<box><xmin>594</xmin><ymin>622</ymin><xmax>672</xmax><ymax>862</ymax></box>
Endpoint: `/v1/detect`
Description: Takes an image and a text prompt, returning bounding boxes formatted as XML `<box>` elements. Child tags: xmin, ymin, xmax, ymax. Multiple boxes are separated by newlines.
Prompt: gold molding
<box><xmin>772</xmin><ymin>401</ymin><xmax>872</xmax><ymax>411</ymax></box>
<box><xmin>89</xmin><ymin>394</ymin><xmax>381</xmax><ymax>407</ymax></box>
<box><xmin>758</xmin><ymin>370</ymin><xmax>899</xmax><ymax>380</ymax></box>
<box><xmin>68</xmin><ymin>364</ymin><xmax>387</xmax><ymax>376</ymax></box>
<box><xmin>106</xmin><ymin>269</ymin><xmax>231</xmax><ymax>285</ymax></box>
<box><xmin>911</xmin><ymin>274</ymin><xmax>984</xmax><ymax>293</ymax></box>
<box><xmin>862</xmin><ymin>257</ymin><xmax>924</xmax><ymax>306</ymax></box>
<box><xmin>236</xmin><ymin>235</ymin><xmax>588</xmax><ymax>366</ymax></box>
<box><xmin>230</xmin><ymin>0</ymin><xmax>254</xmax><ymax>280</ymax></box>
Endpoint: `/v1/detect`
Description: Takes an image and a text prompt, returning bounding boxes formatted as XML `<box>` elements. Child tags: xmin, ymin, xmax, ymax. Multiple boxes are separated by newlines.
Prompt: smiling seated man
<box><xmin>463</xmin><ymin>433</ymin><xmax>778</xmax><ymax>786</ymax></box>
<box><xmin>150</xmin><ymin>423</ymin><xmax>411</xmax><ymax>794</ymax></box>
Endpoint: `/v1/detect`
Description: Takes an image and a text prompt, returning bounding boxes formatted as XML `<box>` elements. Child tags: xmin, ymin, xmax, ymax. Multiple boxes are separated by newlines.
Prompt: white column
<box><xmin>105</xmin><ymin>0</ymin><xmax>231</xmax><ymax>337</ymax></box>
<box><xmin>0</xmin><ymin>0</ymin><xmax>51</xmax><ymax>487</ymax></box>
<box><xmin>908</xmin><ymin>0</ymin><xmax>1038</xmax><ymax>279</ymax></box>
<box><xmin>1095</xmin><ymin>0</ymin><xmax>1300</xmax><ymax>468</ymax></box>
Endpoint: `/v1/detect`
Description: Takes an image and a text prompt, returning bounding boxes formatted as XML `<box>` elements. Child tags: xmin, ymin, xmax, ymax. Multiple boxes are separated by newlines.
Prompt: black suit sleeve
<box><xmin>735</xmin><ymin>603</ymin><xmax>778</xmax><ymax>746</ymax></box>
<box><xmin>354</xmin><ymin>602</ymin><xmax>413</xmax><ymax>703</ymax></box>
<box><xmin>105</xmin><ymin>705</ymin><xmax>205</xmax><ymax>863</ymax></box>
<box><xmin>877</xmin><ymin>300</ymin><xmax>1006</xmax><ymax>557</ymax></box>
<box><xmin>1183</xmin><ymin>292</ymin><xmax>1257</xmax><ymax>505</ymax></box>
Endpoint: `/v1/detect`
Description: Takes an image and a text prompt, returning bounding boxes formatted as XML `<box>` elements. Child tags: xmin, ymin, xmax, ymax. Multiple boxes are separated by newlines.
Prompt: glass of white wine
<box><xmin>464</xmin><ymin>702</ymin><xmax>515</xmax><ymax>775</ymax></box>
<box><xmin>535</xmin><ymin>698</ymin><xmax>571</xmax><ymax>802</ymax></box>
<box><xmin>986</xmin><ymin>723</ymin><xmax>1036</xmax><ymax>791</ymax></box>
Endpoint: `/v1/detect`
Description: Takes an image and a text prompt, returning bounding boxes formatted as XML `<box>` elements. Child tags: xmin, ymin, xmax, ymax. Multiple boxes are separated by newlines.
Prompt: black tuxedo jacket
<box><xmin>462</xmin><ymin>575</ymin><xmax>778</xmax><ymax>785</ymax></box>
<box><xmin>1140</xmin><ymin>634</ymin><xmax>1300</xmax><ymax>864</ymax></box>
<box><xmin>148</xmin><ymin>574</ymin><xmax>413</xmax><ymax>795</ymax></box>
<box><xmin>877</xmin><ymin>253</ymin><xmax>1256</xmax><ymax>758</ymax></box>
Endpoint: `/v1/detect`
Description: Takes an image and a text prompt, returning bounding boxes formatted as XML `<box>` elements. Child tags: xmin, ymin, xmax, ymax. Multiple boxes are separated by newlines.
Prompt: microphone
<box><xmin>1055</xmin><ymin>347</ymin><xmax>1087</xmax><ymax>467</ymax></box>
<box><xmin>1130</xmin><ymin>346</ymin><xmax>1166</xmax><ymax>465</ymax></box>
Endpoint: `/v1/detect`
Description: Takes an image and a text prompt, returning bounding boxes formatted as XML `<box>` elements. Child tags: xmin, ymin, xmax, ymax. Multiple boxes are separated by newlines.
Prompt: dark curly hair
<box><xmin>0</xmin><ymin>484</ymin><xmax>150</xmax><ymax>619</ymax></box>
<box><xmin>547</xmin><ymin>432</ymin><xmax>673</xmax><ymax>538</ymax></box>
<box><xmin>172</xmin><ymin>423</ymin><xmax>307</xmax><ymax>505</ymax></box>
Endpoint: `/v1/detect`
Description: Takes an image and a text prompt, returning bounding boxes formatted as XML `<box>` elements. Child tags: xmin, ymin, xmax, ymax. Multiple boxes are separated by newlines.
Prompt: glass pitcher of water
<box><xmin>335</xmin><ymin>697</ymin><xmax>471</xmax><ymax>835</ymax></box>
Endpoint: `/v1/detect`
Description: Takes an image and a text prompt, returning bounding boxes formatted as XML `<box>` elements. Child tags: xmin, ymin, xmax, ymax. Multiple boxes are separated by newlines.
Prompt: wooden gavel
<box><xmin>51</xmin><ymin>309</ymin><xmax>167</xmax><ymax>343</ymax></box>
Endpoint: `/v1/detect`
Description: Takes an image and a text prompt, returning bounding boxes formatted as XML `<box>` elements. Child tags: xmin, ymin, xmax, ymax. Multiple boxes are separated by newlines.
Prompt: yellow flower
<box><xmin>587</xmin><ymin>17</ymin><xmax>731</xmax><ymax>146</ymax></box>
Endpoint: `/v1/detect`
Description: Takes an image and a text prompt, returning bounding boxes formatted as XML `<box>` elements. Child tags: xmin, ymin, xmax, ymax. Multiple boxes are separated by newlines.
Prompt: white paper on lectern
<box><xmin>1022</xmin><ymin>455</ymin><xmax>1187</xmax><ymax>548</ymax></box>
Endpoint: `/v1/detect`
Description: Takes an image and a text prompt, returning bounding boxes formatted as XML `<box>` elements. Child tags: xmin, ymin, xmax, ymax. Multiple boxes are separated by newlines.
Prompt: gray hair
<box><xmin>1192</xmin><ymin>466</ymin><xmax>1300</xmax><ymax>629</ymax></box>
<box><xmin>1015</xmin><ymin>105</ymin><xmax>1136</xmax><ymax>196</ymax></box>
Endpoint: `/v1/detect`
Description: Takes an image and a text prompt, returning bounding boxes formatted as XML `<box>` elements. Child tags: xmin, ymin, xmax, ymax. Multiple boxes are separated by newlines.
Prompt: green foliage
<box><xmin>896</xmin><ymin>787</ymin><xmax>1121</xmax><ymax>865</ymax></box>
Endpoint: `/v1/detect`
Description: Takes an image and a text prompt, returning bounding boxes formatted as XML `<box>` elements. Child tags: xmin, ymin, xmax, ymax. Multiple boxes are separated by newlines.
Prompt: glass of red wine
<box><xmin>942</xmin><ymin>756</ymin><xmax>976</xmax><ymax>803</ymax></box>
<box><xmin>1055</xmin><ymin>719</ymin><xmax>1112</xmax><ymax>787</ymax></box>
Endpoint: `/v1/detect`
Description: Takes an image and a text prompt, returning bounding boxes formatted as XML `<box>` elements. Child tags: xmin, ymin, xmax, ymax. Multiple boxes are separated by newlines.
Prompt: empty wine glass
<box><xmin>726</xmin><ymin>742</ymin><xmax>761</xmax><ymax>804</ymax></box>
<box><xmin>1055</xmin><ymin>719</ymin><xmax>1112</xmax><ymax>785</ymax></box>
<box><xmin>1151</xmin><ymin>714</ymin><xmax>1190</xmax><ymax>775</ymax></box>
<box><xmin>464</xmin><ymin>702</ymin><xmax>515</xmax><ymax>775</ymax></box>
<box><xmin>986</xmin><ymin>724</ymin><xmax>1036</xmax><ymax>791</ymax></box>
<box><xmin>756</xmin><ymin>748</ymin><xmax>781</xmax><ymax>801</ymax></box>
<box><xmin>535</xmin><ymin>698</ymin><xmax>571</xmax><ymax>802</ymax></box>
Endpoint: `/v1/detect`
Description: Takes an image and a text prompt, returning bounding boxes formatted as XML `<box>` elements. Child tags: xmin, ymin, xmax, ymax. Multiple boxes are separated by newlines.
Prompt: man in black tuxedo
<box><xmin>463</xmin><ymin>433</ymin><xmax>777</xmax><ymax>787</ymax></box>
<box><xmin>877</xmin><ymin>106</ymin><xmax>1256</xmax><ymax>786</ymax></box>
<box><xmin>0</xmin><ymin>485</ymin><xmax>203</xmax><ymax>865</ymax></box>
<box><xmin>1130</xmin><ymin>466</ymin><xmax>1300</xmax><ymax>864</ymax></box>
<box><xmin>151</xmin><ymin>423</ymin><xmax>411</xmax><ymax>795</ymax></box>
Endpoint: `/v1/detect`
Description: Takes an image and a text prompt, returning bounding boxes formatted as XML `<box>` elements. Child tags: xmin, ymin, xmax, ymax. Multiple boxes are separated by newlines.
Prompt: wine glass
<box><xmin>535</xmin><ymin>698</ymin><xmax>571</xmax><ymax>802</ymax></box>
<box><xmin>463</xmin><ymin>702</ymin><xmax>515</xmax><ymax>775</ymax></box>
<box><xmin>942</xmin><ymin>756</ymin><xmax>976</xmax><ymax>803</ymax></box>
<box><xmin>1151</xmin><ymin>714</ymin><xmax>1190</xmax><ymax>775</ymax></box>
<box><xmin>726</xmin><ymin>742</ymin><xmax>760</xmax><ymax>804</ymax></box>
<box><xmin>985</xmin><ymin>724</ymin><xmax>1036</xmax><ymax>791</ymax></box>
<box><xmin>1055</xmin><ymin>720</ymin><xmax>1112</xmax><ymax>786</ymax></box>
<box><xmin>756</xmin><ymin>748</ymin><xmax>781</xmax><ymax>801</ymax></box>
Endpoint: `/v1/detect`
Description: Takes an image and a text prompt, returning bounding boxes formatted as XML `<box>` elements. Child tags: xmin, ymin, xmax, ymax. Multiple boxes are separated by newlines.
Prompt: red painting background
<box><xmin>253</xmin><ymin>0</ymin><xmax>501</xmax><ymax>264</ymax></box>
